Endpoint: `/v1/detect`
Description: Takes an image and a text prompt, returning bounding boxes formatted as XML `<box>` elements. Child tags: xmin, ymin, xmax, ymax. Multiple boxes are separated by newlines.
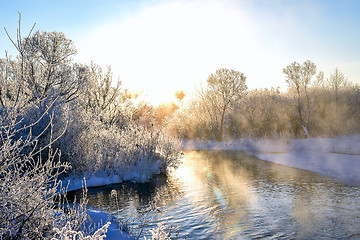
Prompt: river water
<box><xmin>69</xmin><ymin>151</ymin><xmax>360</xmax><ymax>239</ymax></box>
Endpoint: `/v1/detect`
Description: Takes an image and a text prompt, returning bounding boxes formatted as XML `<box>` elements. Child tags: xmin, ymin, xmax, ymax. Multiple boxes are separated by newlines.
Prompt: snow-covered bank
<box><xmin>61</xmin><ymin>176</ymin><xmax>122</xmax><ymax>192</ymax></box>
<box><xmin>86</xmin><ymin>209</ymin><xmax>133</xmax><ymax>240</ymax></box>
<box><xmin>59</xmin><ymin>157</ymin><xmax>174</xmax><ymax>239</ymax></box>
<box><xmin>59</xmin><ymin>173</ymin><xmax>156</xmax><ymax>239</ymax></box>
<box><xmin>62</xmin><ymin>160</ymin><xmax>162</xmax><ymax>191</ymax></box>
<box><xmin>182</xmin><ymin>135</ymin><xmax>360</xmax><ymax>186</ymax></box>
<box><xmin>58</xmin><ymin>181</ymin><xmax>135</xmax><ymax>239</ymax></box>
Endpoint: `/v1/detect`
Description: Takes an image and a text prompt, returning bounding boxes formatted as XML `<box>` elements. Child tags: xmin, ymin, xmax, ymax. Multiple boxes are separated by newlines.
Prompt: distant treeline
<box><xmin>164</xmin><ymin>63</ymin><xmax>360</xmax><ymax>140</ymax></box>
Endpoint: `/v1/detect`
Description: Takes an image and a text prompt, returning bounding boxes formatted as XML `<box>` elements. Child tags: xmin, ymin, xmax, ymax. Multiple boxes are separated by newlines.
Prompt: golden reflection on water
<box><xmin>173</xmin><ymin>151</ymin><xmax>261</xmax><ymax>238</ymax></box>
<box><xmin>171</xmin><ymin>151</ymin><xmax>360</xmax><ymax>239</ymax></box>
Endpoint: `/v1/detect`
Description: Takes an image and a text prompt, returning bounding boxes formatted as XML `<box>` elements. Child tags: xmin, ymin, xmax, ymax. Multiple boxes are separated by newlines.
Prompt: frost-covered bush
<box><xmin>144</xmin><ymin>224</ymin><xmax>174</xmax><ymax>240</ymax></box>
<box><xmin>51</xmin><ymin>222</ymin><xmax>110</xmax><ymax>240</ymax></box>
<box><xmin>0</xmin><ymin>103</ymin><xmax>92</xmax><ymax>239</ymax></box>
<box><xmin>66</xmin><ymin>118</ymin><xmax>182</xmax><ymax>182</ymax></box>
<box><xmin>0</xmin><ymin>108</ymin><xmax>56</xmax><ymax>238</ymax></box>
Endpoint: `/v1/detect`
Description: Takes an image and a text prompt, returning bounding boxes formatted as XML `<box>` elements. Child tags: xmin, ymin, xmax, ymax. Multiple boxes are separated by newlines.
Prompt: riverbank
<box><xmin>182</xmin><ymin>135</ymin><xmax>360</xmax><ymax>186</ymax></box>
<box><xmin>61</xmin><ymin>135</ymin><xmax>360</xmax><ymax>239</ymax></box>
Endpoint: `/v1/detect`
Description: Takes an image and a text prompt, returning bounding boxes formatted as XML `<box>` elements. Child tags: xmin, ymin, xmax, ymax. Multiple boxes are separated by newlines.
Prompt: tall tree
<box><xmin>83</xmin><ymin>63</ymin><xmax>124</xmax><ymax>126</ymax></box>
<box><xmin>283</xmin><ymin>60</ymin><xmax>316</xmax><ymax>137</ymax></box>
<box><xmin>328</xmin><ymin>67</ymin><xmax>348</xmax><ymax>108</ymax></box>
<box><xmin>22</xmin><ymin>31</ymin><xmax>86</xmax><ymax>103</ymax></box>
<box><xmin>199</xmin><ymin>68</ymin><xmax>247</xmax><ymax>140</ymax></box>
<box><xmin>3</xmin><ymin>20</ymin><xmax>86</xmax><ymax>105</ymax></box>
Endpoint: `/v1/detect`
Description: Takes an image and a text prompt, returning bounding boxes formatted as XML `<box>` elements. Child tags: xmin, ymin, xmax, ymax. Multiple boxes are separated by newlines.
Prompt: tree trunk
<box><xmin>219</xmin><ymin>104</ymin><xmax>227</xmax><ymax>141</ymax></box>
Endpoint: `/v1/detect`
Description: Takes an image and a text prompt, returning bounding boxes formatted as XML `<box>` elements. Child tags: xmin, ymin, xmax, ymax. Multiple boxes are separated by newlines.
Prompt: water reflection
<box><xmin>69</xmin><ymin>151</ymin><xmax>360</xmax><ymax>239</ymax></box>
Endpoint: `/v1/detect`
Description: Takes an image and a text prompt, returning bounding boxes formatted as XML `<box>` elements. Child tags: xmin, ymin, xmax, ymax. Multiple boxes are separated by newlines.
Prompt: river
<box><xmin>69</xmin><ymin>151</ymin><xmax>360</xmax><ymax>239</ymax></box>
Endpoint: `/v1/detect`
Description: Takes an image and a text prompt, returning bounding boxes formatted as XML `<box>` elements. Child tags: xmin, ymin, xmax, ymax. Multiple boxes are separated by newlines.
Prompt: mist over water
<box><xmin>69</xmin><ymin>151</ymin><xmax>360</xmax><ymax>239</ymax></box>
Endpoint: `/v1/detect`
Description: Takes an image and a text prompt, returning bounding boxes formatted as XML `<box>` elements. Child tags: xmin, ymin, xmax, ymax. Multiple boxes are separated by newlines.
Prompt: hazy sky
<box><xmin>1</xmin><ymin>0</ymin><xmax>360</xmax><ymax>104</ymax></box>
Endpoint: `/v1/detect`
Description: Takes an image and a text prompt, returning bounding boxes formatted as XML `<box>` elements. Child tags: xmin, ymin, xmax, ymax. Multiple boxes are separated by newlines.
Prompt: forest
<box><xmin>1</xmin><ymin>18</ymin><xmax>360</xmax><ymax>239</ymax></box>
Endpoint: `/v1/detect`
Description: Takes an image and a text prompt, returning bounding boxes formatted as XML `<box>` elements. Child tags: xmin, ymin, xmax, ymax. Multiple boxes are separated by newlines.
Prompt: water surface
<box><xmin>69</xmin><ymin>151</ymin><xmax>360</xmax><ymax>239</ymax></box>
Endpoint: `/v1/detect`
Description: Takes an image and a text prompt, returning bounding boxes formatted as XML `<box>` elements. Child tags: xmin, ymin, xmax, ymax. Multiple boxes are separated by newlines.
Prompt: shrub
<box><xmin>64</xmin><ymin>117</ymin><xmax>182</xmax><ymax>182</ymax></box>
<box><xmin>0</xmin><ymin>102</ymin><xmax>101</xmax><ymax>239</ymax></box>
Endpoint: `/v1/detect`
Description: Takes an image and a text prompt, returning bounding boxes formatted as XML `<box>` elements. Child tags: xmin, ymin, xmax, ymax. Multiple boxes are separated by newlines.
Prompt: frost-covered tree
<box><xmin>22</xmin><ymin>31</ymin><xmax>86</xmax><ymax>103</ymax></box>
<box><xmin>3</xmin><ymin>14</ymin><xmax>86</xmax><ymax>105</ymax></box>
<box><xmin>328</xmin><ymin>67</ymin><xmax>348</xmax><ymax>108</ymax></box>
<box><xmin>199</xmin><ymin>68</ymin><xmax>247</xmax><ymax>140</ymax></box>
<box><xmin>1</xmin><ymin>15</ymin><xmax>84</xmax><ymax>158</ymax></box>
<box><xmin>82</xmin><ymin>62</ymin><xmax>127</xmax><ymax>126</ymax></box>
<box><xmin>0</xmin><ymin>99</ymin><xmax>99</xmax><ymax>239</ymax></box>
<box><xmin>235</xmin><ymin>88</ymin><xmax>291</xmax><ymax>138</ymax></box>
<box><xmin>283</xmin><ymin>60</ymin><xmax>316</xmax><ymax>137</ymax></box>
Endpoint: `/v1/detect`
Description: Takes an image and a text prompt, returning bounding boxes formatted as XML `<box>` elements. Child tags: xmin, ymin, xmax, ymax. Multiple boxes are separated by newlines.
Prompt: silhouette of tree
<box><xmin>174</xmin><ymin>90</ymin><xmax>185</xmax><ymax>102</ymax></box>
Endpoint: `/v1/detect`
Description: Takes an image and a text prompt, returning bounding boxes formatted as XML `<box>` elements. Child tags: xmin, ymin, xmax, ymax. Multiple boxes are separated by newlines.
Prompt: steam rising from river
<box><xmin>181</xmin><ymin>135</ymin><xmax>360</xmax><ymax>186</ymax></box>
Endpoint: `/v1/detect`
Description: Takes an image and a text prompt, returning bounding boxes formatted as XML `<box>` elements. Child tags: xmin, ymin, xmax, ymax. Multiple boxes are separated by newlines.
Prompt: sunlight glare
<box><xmin>75</xmin><ymin>0</ymin><xmax>276</xmax><ymax>105</ymax></box>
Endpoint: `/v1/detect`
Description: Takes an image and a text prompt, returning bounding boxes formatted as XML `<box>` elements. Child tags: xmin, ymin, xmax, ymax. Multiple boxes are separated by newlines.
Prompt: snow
<box><xmin>182</xmin><ymin>135</ymin><xmax>360</xmax><ymax>186</ymax></box>
<box><xmin>61</xmin><ymin>159</ymin><xmax>163</xmax><ymax>192</ymax></box>
<box><xmin>61</xmin><ymin>176</ymin><xmax>124</xmax><ymax>192</ymax></box>
<box><xmin>87</xmin><ymin>210</ymin><xmax>133</xmax><ymax>240</ymax></box>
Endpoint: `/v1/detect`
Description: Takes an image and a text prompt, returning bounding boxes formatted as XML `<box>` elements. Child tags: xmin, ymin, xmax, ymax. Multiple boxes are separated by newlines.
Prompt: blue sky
<box><xmin>1</xmin><ymin>0</ymin><xmax>360</xmax><ymax>104</ymax></box>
